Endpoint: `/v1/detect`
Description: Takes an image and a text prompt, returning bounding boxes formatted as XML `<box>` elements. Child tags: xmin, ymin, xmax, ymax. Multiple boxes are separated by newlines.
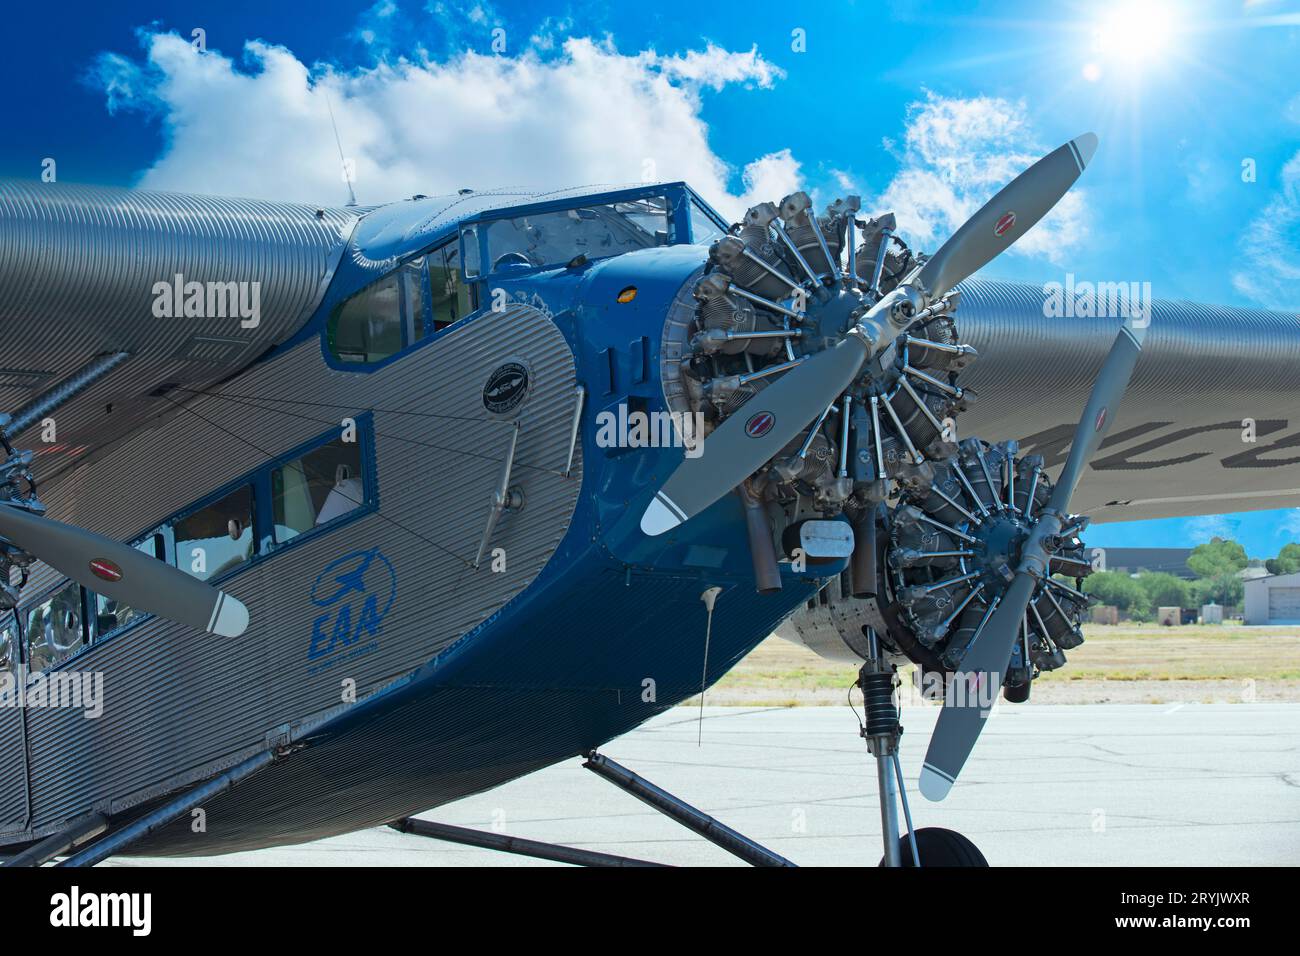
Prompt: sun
<box><xmin>1084</xmin><ymin>1</ymin><xmax>1181</xmax><ymax>80</ymax></box>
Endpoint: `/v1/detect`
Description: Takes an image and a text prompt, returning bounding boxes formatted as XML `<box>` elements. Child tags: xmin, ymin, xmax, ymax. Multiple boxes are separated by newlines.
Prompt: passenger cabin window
<box><xmin>273</xmin><ymin>437</ymin><xmax>365</xmax><ymax>544</ymax></box>
<box><xmin>0</xmin><ymin>619</ymin><xmax>15</xmax><ymax>674</ymax></box>
<box><xmin>25</xmin><ymin>580</ymin><xmax>84</xmax><ymax>674</ymax></box>
<box><xmin>95</xmin><ymin>531</ymin><xmax>165</xmax><ymax>637</ymax></box>
<box><xmin>175</xmin><ymin>486</ymin><xmax>254</xmax><ymax>582</ymax></box>
<box><xmin>10</xmin><ymin>419</ymin><xmax>375</xmax><ymax>656</ymax></box>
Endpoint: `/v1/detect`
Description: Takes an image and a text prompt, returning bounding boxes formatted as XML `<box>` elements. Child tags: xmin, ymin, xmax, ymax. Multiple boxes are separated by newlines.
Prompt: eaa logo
<box><xmin>306</xmin><ymin>549</ymin><xmax>396</xmax><ymax>661</ymax></box>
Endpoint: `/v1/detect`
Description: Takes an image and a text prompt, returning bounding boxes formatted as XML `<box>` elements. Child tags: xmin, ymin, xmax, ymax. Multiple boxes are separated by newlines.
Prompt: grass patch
<box><xmin>708</xmin><ymin>622</ymin><xmax>1300</xmax><ymax>703</ymax></box>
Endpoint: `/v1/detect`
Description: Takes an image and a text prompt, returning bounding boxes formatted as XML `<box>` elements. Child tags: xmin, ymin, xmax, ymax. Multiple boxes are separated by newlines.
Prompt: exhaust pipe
<box><xmin>738</xmin><ymin>481</ymin><xmax>782</xmax><ymax>594</ymax></box>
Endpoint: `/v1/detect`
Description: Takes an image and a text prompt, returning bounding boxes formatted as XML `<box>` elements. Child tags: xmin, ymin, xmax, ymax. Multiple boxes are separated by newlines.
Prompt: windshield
<box><xmin>482</xmin><ymin>196</ymin><xmax>669</xmax><ymax>273</ymax></box>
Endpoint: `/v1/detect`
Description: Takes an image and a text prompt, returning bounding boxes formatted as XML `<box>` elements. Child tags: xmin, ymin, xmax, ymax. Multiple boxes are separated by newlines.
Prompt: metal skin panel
<box><xmin>4</xmin><ymin>303</ymin><xmax>582</xmax><ymax>840</ymax></box>
<box><xmin>0</xmin><ymin>179</ymin><xmax>356</xmax><ymax>482</ymax></box>
<box><xmin>954</xmin><ymin>280</ymin><xmax>1300</xmax><ymax>522</ymax></box>
<box><xmin>128</xmin><ymin>569</ymin><xmax>817</xmax><ymax>856</ymax></box>
<box><xmin>0</xmin><ymin>695</ymin><xmax>25</xmax><ymax>830</ymax></box>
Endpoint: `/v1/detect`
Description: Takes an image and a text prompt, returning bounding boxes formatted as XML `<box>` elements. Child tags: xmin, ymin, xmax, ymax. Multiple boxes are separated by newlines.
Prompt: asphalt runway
<box><xmin>112</xmin><ymin>702</ymin><xmax>1300</xmax><ymax>867</ymax></box>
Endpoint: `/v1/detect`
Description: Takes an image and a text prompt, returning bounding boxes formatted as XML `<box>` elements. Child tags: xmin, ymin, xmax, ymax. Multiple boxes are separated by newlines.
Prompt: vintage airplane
<box><xmin>0</xmin><ymin>131</ymin><xmax>1297</xmax><ymax>867</ymax></box>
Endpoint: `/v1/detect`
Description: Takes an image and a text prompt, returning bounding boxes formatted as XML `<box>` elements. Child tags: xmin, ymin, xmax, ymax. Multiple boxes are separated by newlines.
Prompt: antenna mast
<box><xmin>324</xmin><ymin>89</ymin><xmax>358</xmax><ymax>207</ymax></box>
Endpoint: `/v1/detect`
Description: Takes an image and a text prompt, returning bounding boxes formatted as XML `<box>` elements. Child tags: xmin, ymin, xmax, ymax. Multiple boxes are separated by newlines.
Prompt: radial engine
<box><xmin>658</xmin><ymin>192</ymin><xmax>1093</xmax><ymax>701</ymax></box>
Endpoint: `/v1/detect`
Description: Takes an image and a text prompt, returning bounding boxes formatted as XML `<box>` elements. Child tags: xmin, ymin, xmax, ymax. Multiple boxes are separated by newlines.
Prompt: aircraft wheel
<box><xmin>880</xmin><ymin>827</ymin><xmax>989</xmax><ymax>867</ymax></box>
<box><xmin>1003</xmin><ymin>681</ymin><xmax>1031</xmax><ymax>703</ymax></box>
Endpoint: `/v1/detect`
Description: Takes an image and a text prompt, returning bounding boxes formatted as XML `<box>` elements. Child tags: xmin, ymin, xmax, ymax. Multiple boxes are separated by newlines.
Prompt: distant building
<box><xmin>1089</xmin><ymin>547</ymin><xmax>1195</xmax><ymax>579</ymax></box>
<box><xmin>1244</xmin><ymin>572</ymin><xmax>1300</xmax><ymax>625</ymax></box>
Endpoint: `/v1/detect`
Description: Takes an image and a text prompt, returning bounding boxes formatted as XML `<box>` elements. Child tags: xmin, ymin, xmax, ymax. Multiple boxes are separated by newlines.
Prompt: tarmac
<box><xmin>111</xmin><ymin>702</ymin><xmax>1300</xmax><ymax>867</ymax></box>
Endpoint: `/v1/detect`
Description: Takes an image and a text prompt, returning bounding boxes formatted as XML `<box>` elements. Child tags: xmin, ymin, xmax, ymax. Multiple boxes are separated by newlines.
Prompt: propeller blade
<box><xmin>919</xmin><ymin>317</ymin><xmax>1147</xmax><ymax>801</ymax></box>
<box><xmin>0</xmin><ymin>504</ymin><xmax>249</xmax><ymax>637</ymax></box>
<box><xmin>916</xmin><ymin>133</ymin><xmax>1098</xmax><ymax>301</ymax></box>
<box><xmin>641</xmin><ymin>334</ymin><xmax>870</xmax><ymax>535</ymax></box>
<box><xmin>919</xmin><ymin>572</ymin><xmax>1035</xmax><ymax>801</ymax></box>
<box><xmin>1048</xmin><ymin>319</ymin><xmax>1147</xmax><ymax>514</ymax></box>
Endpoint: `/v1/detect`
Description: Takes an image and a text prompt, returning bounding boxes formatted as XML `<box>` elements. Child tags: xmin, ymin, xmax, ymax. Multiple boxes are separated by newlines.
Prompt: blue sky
<box><xmin>3</xmin><ymin>0</ymin><xmax>1298</xmax><ymax>557</ymax></box>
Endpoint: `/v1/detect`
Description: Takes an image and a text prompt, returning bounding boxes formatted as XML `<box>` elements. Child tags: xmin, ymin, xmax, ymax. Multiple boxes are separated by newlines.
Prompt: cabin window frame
<box><xmin>16</xmin><ymin>414</ymin><xmax>378</xmax><ymax>672</ymax></box>
<box><xmin>0</xmin><ymin>614</ymin><xmax>16</xmax><ymax>677</ymax></box>
<box><xmin>90</xmin><ymin>527</ymin><xmax>171</xmax><ymax>644</ymax></box>
<box><xmin>17</xmin><ymin>577</ymin><xmax>90</xmax><ymax>682</ymax></box>
<box><xmin>171</xmin><ymin>482</ymin><xmax>258</xmax><ymax>586</ymax></box>
<box><xmin>264</xmin><ymin>417</ymin><xmax>380</xmax><ymax>555</ymax></box>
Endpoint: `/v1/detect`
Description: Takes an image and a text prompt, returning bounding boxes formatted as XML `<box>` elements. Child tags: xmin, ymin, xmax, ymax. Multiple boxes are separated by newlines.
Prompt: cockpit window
<box><xmin>689</xmin><ymin>199</ymin><xmax>727</xmax><ymax>245</ymax></box>
<box><xmin>482</xmin><ymin>197</ymin><xmax>669</xmax><ymax>273</ymax></box>
<box><xmin>428</xmin><ymin>240</ymin><xmax>475</xmax><ymax>331</ymax></box>
<box><xmin>328</xmin><ymin>238</ymin><xmax>477</xmax><ymax>366</ymax></box>
<box><xmin>327</xmin><ymin>273</ymin><xmax>403</xmax><ymax>364</ymax></box>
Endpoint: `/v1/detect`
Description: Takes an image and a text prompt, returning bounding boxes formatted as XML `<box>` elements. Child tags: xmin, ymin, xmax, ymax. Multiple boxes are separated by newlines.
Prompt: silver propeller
<box><xmin>0</xmin><ymin>503</ymin><xmax>249</xmax><ymax>638</ymax></box>
<box><xmin>919</xmin><ymin>315</ymin><xmax>1147</xmax><ymax>801</ymax></box>
<box><xmin>915</xmin><ymin>133</ymin><xmax>1098</xmax><ymax>300</ymax></box>
<box><xmin>640</xmin><ymin>132</ymin><xmax>1099</xmax><ymax>537</ymax></box>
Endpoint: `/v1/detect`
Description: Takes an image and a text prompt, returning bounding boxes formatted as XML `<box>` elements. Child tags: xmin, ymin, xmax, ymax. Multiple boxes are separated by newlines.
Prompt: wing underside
<box><xmin>955</xmin><ymin>280</ymin><xmax>1300</xmax><ymax>522</ymax></box>
<box><xmin>0</xmin><ymin>179</ymin><xmax>356</xmax><ymax>480</ymax></box>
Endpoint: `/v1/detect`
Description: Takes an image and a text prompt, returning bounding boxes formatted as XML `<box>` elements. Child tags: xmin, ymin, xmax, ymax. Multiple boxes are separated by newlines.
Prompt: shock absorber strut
<box><xmin>859</xmin><ymin>629</ymin><xmax>920</xmax><ymax>866</ymax></box>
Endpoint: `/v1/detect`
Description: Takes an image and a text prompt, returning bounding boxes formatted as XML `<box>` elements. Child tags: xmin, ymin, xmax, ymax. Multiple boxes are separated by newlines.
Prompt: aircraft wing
<box><xmin>956</xmin><ymin>280</ymin><xmax>1300</xmax><ymax>523</ymax></box>
<box><xmin>0</xmin><ymin>179</ymin><xmax>358</xmax><ymax>479</ymax></box>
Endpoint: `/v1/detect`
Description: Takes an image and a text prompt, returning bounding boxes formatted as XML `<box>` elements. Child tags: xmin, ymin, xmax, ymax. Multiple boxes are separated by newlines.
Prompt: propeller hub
<box><xmin>974</xmin><ymin>515</ymin><xmax>1030</xmax><ymax>581</ymax></box>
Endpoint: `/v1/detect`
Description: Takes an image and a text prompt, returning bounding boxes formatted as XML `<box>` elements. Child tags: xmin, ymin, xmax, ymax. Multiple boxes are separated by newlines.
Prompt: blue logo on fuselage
<box><xmin>307</xmin><ymin>548</ymin><xmax>397</xmax><ymax>661</ymax></box>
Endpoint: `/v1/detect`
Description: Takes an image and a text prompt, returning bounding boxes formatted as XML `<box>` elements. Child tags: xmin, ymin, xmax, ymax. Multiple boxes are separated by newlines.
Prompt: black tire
<box><xmin>1003</xmin><ymin>681</ymin><xmax>1031</xmax><ymax>703</ymax></box>
<box><xmin>880</xmin><ymin>827</ymin><xmax>989</xmax><ymax>867</ymax></box>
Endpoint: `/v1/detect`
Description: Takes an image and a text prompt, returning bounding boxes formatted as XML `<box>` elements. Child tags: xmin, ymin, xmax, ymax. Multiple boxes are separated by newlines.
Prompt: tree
<box><xmin>1136</xmin><ymin>571</ymin><xmax>1191</xmax><ymax>609</ymax></box>
<box><xmin>1186</xmin><ymin>537</ymin><xmax>1247</xmax><ymax>578</ymax></box>
<box><xmin>1191</xmin><ymin>573</ymin><xmax>1244</xmax><ymax>607</ymax></box>
<box><xmin>1265</xmin><ymin>542</ymin><xmax>1300</xmax><ymax>576</ymax></box>
<box><xmin>1083</xmin><ymin>571</ymin><xmax>1150</xmax><ymax>614</ymax></box>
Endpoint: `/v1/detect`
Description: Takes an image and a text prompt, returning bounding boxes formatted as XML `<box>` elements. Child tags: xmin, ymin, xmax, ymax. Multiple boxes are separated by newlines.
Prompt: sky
<box><xmin>2</xmin><ymin>0</ymin><xmax>1298</xmax><ymax>557</ymax></box>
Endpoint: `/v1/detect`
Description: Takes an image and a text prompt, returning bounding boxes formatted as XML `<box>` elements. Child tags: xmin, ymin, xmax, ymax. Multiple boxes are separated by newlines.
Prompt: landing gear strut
<box><xmin>859</xmin><ymin>628</ymin><xmax>920</xmax><ymax>866</ymax></box>
<box><xmin>859</xmin><ymin>627</ymin><xmax>989</xmax><ymax>867</ymax></box>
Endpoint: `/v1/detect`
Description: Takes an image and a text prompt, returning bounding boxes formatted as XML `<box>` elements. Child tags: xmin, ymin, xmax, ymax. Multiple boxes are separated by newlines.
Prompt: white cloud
<box><xmin>1278</xmin><ymin>508</ymin><xmax>1300</xmax><ymax>537</ymax></box>
<box><xmin>87</xmin><ymin>31</ymin><xmax>1086</xmax><ymax>270</ymax></box>
<box><xmin>652</xmin><ymin>43</ymin><xmax>784</xmax><ymax>91</ymax></box>
<box><xmin>1232</xmin><ymin>151</ymin><xmax>1300</xmax><ymax>309</ymax></box>
<box><xmin>1186</xmin><ymin>514</ymin><xmax>1242</xmax><ymax>542</ymax></box>
<box><xmin>734</xmin><ymin>149</ymin><xmax>802</xmax><ymax>212</ymax></box>
<box><xmin>874</xmin><ymin>92</ymin><xmax>1089</xmax><ymax>264</ymax></box>
<box><xmin>89</xmin><ymin>31</ymin><xmax>787</xmax><ymax>218</ymax></box>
